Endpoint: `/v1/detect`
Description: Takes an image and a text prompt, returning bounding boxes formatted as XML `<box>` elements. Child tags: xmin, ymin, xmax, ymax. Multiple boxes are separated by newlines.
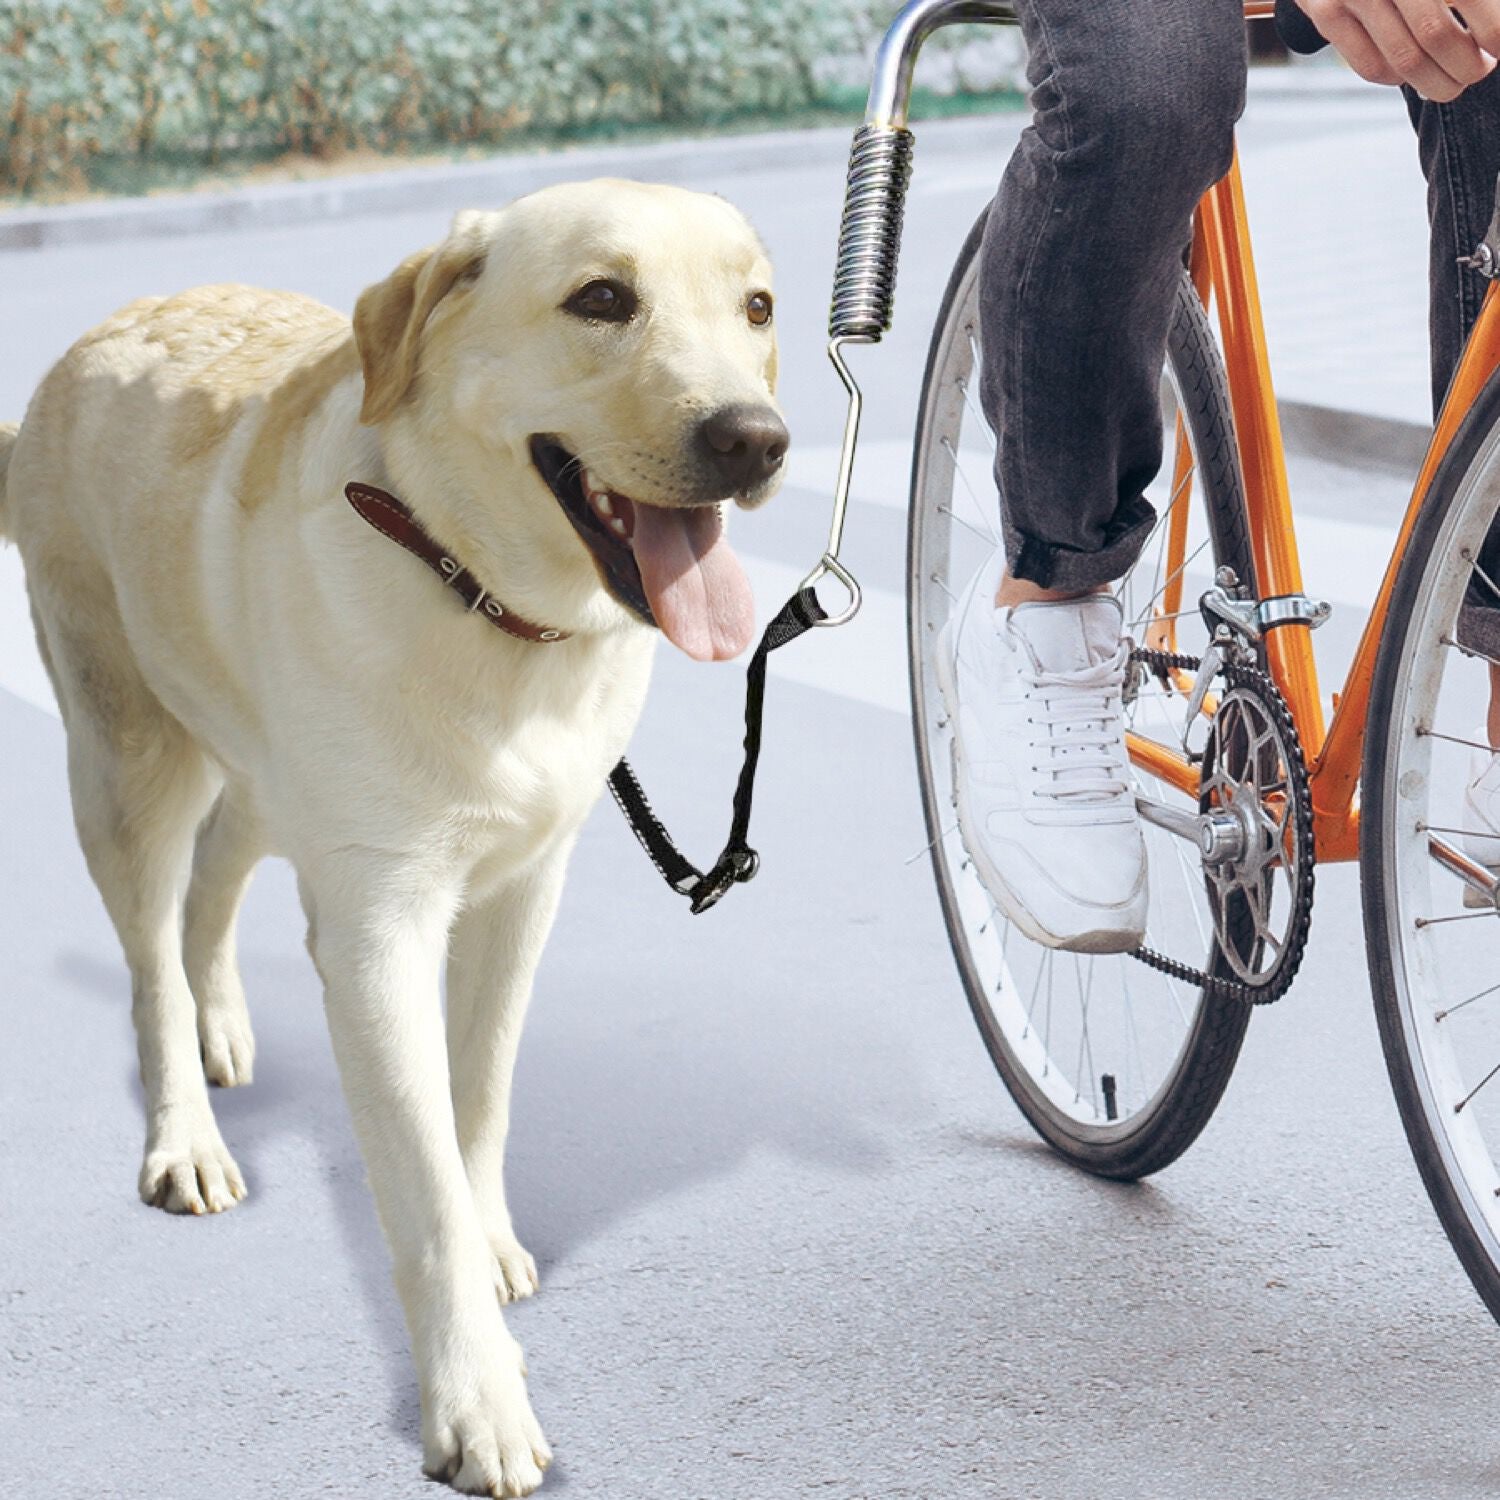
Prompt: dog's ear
<box><xmin>353</xmin><ymin>211</ymin><xmax>490</xmax><ymax>425</ymax></box>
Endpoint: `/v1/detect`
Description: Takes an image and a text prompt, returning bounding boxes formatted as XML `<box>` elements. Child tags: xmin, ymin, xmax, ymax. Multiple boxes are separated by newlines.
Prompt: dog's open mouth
<box><xmin>530</xmin><ymin>436</ymin><xmax>755</xmax><ymax>662</ymax></box>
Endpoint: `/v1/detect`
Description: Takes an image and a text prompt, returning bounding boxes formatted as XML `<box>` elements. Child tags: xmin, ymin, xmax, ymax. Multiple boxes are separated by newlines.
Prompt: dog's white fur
<box><xmin>0</xmin><ymin>179</ymin><xmax>779</xmax><ymax>1497</ymax></box>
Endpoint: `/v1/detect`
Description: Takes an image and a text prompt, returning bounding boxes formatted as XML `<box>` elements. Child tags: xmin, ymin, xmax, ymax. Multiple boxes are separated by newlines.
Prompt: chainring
<box><xmin>1128</xmin><ymin>647</ymin><xmax>1315</xmax><ymax>1005</ymax></box>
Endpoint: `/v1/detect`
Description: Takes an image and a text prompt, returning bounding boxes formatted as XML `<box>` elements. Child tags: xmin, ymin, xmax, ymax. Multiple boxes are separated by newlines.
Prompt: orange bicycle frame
<box><xmin>1138</xmin><ymin>138</ymin><xmax>1500</xmax><ymax>863</ymax></box>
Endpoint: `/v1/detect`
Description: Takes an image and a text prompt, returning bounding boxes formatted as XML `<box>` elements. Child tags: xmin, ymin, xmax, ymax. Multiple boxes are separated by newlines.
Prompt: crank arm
<box><xmin>1429</xmin><ymin>833</ymin><xmax>1500</xmax><ymax>910</ymax></box>
<box><xmin>1136</xmin><ymin>792</ymin><xmax>1247</xmax><ymax>864</ymax></box>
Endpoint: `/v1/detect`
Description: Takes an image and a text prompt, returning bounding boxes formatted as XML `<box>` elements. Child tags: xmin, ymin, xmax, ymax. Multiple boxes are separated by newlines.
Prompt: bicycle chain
<box><xmin>1127</xmin><ymin>647</ymin><xmax>1316</xmax><ymax>1005</ymax></box>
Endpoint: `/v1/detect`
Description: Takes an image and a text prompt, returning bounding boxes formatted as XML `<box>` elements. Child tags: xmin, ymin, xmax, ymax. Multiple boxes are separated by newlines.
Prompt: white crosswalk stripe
<box><xmin>0</xmin><ymin>454</ymin><xmax>1395</xmax><ymax>724</ymax></box>
<box><xmin>789</xmin><ymin>439</ymin><xmax>1399</xmax><ymax>608</ymax></box>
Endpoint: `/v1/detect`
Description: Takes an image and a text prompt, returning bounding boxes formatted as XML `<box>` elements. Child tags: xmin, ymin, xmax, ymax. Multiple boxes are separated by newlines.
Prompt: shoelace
<box><xmin>1022</xmin><ymin>647</ymin><xmax>1131</xmax><ymax>803</ymax></box>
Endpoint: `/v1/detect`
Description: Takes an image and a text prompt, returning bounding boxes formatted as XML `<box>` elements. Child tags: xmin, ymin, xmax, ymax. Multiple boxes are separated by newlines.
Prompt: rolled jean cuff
<box><xmin>1458</xmin><ymin>601</ymin><xmax>1500</xmax><ymax>663</ymax></box>
<box><xmin>1004</xmin><ymin>494</ymin><xmax>1158</xmax><ymax>592</ymax></box>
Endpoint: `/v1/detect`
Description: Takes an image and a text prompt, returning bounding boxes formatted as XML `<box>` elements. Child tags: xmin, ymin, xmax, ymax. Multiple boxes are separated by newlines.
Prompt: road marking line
<box><xmin>1</xmin><ymin>490</ymin><xmax>1386</xmax><ymax>728</ymax></box>
<box><xmin>787</xmin><ymin>440</ymin><xmax>1398</xmax><ymax>610</ymax></box>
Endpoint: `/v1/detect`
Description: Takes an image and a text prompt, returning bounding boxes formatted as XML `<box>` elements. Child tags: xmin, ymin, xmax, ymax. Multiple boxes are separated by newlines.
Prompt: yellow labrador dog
<box><xmin>0</xmin><ymin>179</ymin><xmax>784</xmax><ymax>1496</ymax></box>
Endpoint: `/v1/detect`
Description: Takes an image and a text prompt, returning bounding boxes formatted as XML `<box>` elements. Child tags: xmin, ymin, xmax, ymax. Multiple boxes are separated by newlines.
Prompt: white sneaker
<box><xmin>935</xmin><ymin>551</ymin><xmax>1147</xmax><ymax>954</ymax></box>
<box><xmin>1462</xmin><ymin>730</ymin><xmax>1500</xmax><ymax>907</ymax></box>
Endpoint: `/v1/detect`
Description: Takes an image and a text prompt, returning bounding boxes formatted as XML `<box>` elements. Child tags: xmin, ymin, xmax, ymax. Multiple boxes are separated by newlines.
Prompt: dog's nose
<box><xmin>696</xmin><ymin>404</ymin><xmax>789</xmax><ymax>492</ymax></box>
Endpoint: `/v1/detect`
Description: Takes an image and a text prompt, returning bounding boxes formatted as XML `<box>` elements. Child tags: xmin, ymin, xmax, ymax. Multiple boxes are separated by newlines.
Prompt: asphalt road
<box><xmin>3</xmin><ymin>82</ymin><xmax>1499</xmax><ymax>1500</ymax></box>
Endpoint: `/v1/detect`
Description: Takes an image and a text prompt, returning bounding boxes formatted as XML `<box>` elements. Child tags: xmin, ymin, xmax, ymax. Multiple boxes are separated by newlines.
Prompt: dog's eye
<box><xmin>564</xmin><ymin>279</ymin><xmax>636</xmax><ymax>323</ymax></box>
<box><xmin>747</xmin><ymin>292</ymin><xmax>773</xmax><ymax>327</ymax></box>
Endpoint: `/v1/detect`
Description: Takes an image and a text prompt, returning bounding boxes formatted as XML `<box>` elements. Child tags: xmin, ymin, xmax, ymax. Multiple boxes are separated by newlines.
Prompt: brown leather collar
<box><xmin>345</xmin><ymin>482</ymin><xmax>571</xmax><ymax>645</ymax></box>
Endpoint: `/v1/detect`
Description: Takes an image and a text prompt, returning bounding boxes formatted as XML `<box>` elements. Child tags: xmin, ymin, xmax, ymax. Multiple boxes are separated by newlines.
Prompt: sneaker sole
<box><xmin>932</xmin><ymin>634</ymin><xmax>1145</xmax><ymax>957</ymax></box>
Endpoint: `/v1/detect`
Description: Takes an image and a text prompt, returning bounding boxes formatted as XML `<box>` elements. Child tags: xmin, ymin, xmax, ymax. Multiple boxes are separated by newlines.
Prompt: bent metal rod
<box><xmin>808</xmin><ymin>0</ymin><xmax>1018</xmax><ymax>627</ymax></box>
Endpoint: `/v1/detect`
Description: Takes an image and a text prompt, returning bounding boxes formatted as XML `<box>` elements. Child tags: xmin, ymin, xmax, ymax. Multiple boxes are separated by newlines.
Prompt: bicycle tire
<box><xmin>1363</xmin><ymin>359</ymin><xmax>1500</xmax><ymax>1324</ymax></box>
<box><xmin>908</xmin><ymin>208</ymin><xmax>1257</xmax><ymax>1180</ymax></box>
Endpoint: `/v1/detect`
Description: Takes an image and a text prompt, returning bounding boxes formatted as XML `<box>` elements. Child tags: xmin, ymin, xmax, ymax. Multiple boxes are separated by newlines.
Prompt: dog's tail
<box><xmin>0</xmin><ymin>422</ymin><xmax>17</xmax><ymax>541</ymax></box>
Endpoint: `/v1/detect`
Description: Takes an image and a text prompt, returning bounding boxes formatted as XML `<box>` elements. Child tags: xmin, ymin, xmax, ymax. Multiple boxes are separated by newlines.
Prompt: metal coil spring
<box><xmin>829</xmin><ymin>124</ymin><xmax>914</xmax><ymax>340</ymax></box>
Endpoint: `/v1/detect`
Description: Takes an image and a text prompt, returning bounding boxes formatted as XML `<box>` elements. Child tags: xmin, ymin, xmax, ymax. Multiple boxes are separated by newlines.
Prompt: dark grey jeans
<box><xmin>1407</xmin><ymin>78</ymin><xmax>1500</xmax><ymax>414</ymax></box>
<box><xmin>1407</xmin><ymin>77</ymin><xmax>1500</xmax><ymax>656</ymax></box>
<box><xmin>977</xmin><ymin>0</ymin><xmax>1248</xmax><ymax>592</ymax></box>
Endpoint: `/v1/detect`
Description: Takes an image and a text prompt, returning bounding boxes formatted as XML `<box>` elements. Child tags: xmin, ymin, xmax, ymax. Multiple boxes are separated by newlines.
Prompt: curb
<box><xmin>0</xmin><ymin>68</ymin><xmax>1422</xmax><ymax>479</ymax></box>
<box><xmin>1278</xmin><ymin>400</ymin><xmax>1427</xmax><ymax>474</ymax></box>
<box><xmin>0</xmin><ymin>66</ymin><xmax>1377</xmax><ymax>254</ymax></box>
<box><xmin>0</xmin><ymin>114</ymin><xmax>1020</xmax><ymax>254</ymax></box>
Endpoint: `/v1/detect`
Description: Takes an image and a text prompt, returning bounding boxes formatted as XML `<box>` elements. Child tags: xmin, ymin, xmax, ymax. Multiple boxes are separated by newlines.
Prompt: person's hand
<box><xmin>1303</xmin><ymin>0</ymin><xmax>1499</xmax><ymax>99</ymax></box>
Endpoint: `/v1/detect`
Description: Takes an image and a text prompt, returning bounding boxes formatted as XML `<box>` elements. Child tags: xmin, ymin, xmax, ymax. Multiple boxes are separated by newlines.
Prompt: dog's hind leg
<box><xmin>184</xmin><ymin>785</ymin><xmax>263</xmax><ymax>1087</ymax></box>
<box><xmin>446</xmin><ymin>844</ymin><xmax>572</xmax><ymax>1305</ymax></box>
<box><xmin>42</xmin><ymin>608</ymin><xmax>244</xmax><ymax>1214</ymax></box>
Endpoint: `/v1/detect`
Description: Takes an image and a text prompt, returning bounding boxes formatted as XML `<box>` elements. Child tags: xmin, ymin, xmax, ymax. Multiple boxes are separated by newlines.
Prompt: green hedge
<box><xmin>0</xmin><ymin>0</ymin><xmax>905</xmax><ymax>195</ymax></box>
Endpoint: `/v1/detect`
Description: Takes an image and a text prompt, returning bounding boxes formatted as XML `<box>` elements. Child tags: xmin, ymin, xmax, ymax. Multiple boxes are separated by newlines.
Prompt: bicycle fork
<box><xmin>810</xmin><ymin>0</ymin><xmax>1018</xmax><ymax>628</ymax></box>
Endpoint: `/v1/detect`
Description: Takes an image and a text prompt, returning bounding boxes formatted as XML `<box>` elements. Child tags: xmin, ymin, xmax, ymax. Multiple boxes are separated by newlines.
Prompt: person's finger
<box><xmin>1309</xmin><ymin>4</ymin><xmax>1406</xmax><ymax>84</ymax></box>
<box><xmin>1393</xmin><ymin>0</ymin><xmax>1496</xmax><ymax>86</ymax></box>
<box><xmin>1451</xmin><ymin>1</ymin><xmax>1500</xmax><ymax>64</ymax></box>
<box><xmin>1354</xmin><ymin>0</ymin><xmax>1471</xmax><ymax>97</ymax></box>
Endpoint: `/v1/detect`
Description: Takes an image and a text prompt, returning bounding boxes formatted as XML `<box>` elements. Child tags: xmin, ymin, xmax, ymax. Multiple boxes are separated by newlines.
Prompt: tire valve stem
<box><xmin>1102</xmin><ymin>1074</ymin><xmax>1119</xmax><ymax>1122</ymax></box>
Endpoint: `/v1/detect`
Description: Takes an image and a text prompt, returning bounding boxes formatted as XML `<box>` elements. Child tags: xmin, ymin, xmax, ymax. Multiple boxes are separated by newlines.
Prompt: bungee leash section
<box><xmin>615</xmin><ymin>0</ymin><xmax>1004</xmax><ymax>912</ymax></box>
<box><xmin>607</xmin><ymin>587</ymin><xmax>827</xmax><ymax>915</ymax></box>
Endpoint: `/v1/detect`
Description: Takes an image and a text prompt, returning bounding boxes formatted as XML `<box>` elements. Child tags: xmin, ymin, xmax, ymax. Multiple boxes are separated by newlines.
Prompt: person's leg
<box><xmin>1404</xmin><ymin>76</ymin><xmax>1500</xmax><ymax>855</ymax></box>
<box><xmin>981</xmin><ymin>0</ymin><xmax>1247</xmax><ymax>601</ymax></box>
<box><xmin>939</xmin><ymin>0</ymin><xmax>1247</xmax><ymax>954</ymax></box>
<box><xmin>1404</xmin><ymin>75</ymin><xmax>1500</xmax><ymax>420</ymax></box>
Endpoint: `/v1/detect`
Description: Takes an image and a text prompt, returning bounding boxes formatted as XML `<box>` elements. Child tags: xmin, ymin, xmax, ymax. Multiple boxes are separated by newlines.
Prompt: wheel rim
<box><xmin>909</xmin><ymin>258</ymin><xmax>1243</xmax><ymax>1146</ymax></box>
<box><xmin>1377</xmin><ymin>417</ymin><xmax>1500</xmax><ymax>1276</ymax></box>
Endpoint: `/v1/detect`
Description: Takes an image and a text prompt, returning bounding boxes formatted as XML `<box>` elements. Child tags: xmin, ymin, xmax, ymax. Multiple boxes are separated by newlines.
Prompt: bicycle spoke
<box><xmin>1132</xmin><ymin>606</ymin><xmax>1202</xmax><ymax>630</ymax></box>
<box><xmin>1415</xmin><ymin>909</ymin><xmax>1500</xmax><ymax>928</ymax></box>
<box><xmin>938</xmin><ymin>502</ymin><xmax>996</xmax><ymax>546</ymax></box>
<box><xmin>957</xmin><ymin>357</ymin><xmax>994</xmax><ymax>448</ymax></box>
<box><xmin>1137</xmin><ymin>536</ymin><xmax>1214</xmax><ymax>620</ymax></box>
<box><xmin>1418</xmin><ymin>727</ymin><xmax>1497</xmax><ymax>756</ymax></box>
<box><xmin>1023</xmin><ymin>955</ymin><xmax>1047</xmax><ymax>1035</ymax></box>
<box><xmin>1072</xmin><ymin>954</ymin><xmax>1099</xmax><ymax>1113</ymax></box>
<box><xmin>1463</xmin><ymin>547</ymin><xmax>1500</xmax><ymax>607</ymax></box>
<box><xmin>943</xmin><ymin>442</ymin><xmax>1000</xmax><ymax>541</ymax></box>
<box><xmin>1436</xmin><ymin>977</ymin><xmax>1500</xmax><ymax>1022</ymax></box>
<box><xmin>1129</xmin><ymin>464</ymin><xmax>1200</xmax><ymax>580</ymax></box>
<box><xmin>1167</xmin><ymin>826</ymin><xmax>1210</xmax><ymax>952</ymax></box>
<box><xmin>1421</xmin><ymin>823</ymin><xmax>1500</xmax><ymax>841</ymax></box>
<box><xmin>1162</xmin><ymin>970</ymin><xmax>1192</xmax><ymax>1029</ymax></box>
<box><xmin>905</xmin><ymin>820</ymin><xmax>958</xmax><ymax>866</ymax></box>
<box><xmin>929</xmin><ymin>572</ymin><xmax>957</xmax><ymax>604</ymax></box>
<box><xmin>1455</xmin><ymin>1058</ymin><xmax>1500</xmax><ymax>1115</ymax></box>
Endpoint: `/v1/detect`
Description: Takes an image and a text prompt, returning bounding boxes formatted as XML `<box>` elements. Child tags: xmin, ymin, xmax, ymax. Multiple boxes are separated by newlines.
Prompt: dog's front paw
<box><xmin>139</xmin><ymin>1116</ymin><xmax>246</xmax><ymax>1214</ymax></box>
<box><xmin>488</xmin><ymin>1235</ymin><xmax>539</xmax><ymax>1304</ymax></box>
<box><xmin>423</xmin><ymin>1360</ymin><xmax>551</xmax><ymax>1497</ymax></box>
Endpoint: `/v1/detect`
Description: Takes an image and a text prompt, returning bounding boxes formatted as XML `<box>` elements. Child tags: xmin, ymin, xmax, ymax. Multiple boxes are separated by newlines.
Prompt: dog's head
<box><xmin>353</xmin><ymin>180</ymin><xmax>785</xmax><ymax>661</ymax></box>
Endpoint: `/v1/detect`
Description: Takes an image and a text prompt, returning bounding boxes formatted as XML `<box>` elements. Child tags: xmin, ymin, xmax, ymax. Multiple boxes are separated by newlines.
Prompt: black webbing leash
<box><xmin>607</xmin><ymin>585</ymin><xmax>828</xmax><ymax>914</ymax></box>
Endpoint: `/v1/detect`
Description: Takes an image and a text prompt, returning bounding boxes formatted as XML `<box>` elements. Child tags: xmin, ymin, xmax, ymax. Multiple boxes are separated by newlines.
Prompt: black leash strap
<box><xmin>607</xmin><ymin>586</ymin><xmax>828</xmax><ymax>914</ymax></box>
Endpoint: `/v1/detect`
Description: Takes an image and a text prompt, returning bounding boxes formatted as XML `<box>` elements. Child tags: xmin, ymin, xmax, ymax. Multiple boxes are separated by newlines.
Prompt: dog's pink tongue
<box><xmin>631</xmin><ymin>501</ymin><xmax>754</xmax><ymax>661</ymax></box>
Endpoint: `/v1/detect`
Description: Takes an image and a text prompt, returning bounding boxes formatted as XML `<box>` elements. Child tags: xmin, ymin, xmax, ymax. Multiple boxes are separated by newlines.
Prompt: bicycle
<box><xmin>815</xmin><ymin>0</ymin><xmax>1500</xmax><ymax>1324</ymax></box>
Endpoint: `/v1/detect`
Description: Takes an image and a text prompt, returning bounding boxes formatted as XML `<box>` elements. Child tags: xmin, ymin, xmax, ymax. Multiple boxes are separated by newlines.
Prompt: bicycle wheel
<box><xmin>1363</xmin><ymin>363</ymin><xmax>1500</xmax><ymax>1322</ymax></box>
<box><xmin>909</xmin><ymin>210</ymin><xmax>1257</xmax><ymax>1180</ymax></box>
